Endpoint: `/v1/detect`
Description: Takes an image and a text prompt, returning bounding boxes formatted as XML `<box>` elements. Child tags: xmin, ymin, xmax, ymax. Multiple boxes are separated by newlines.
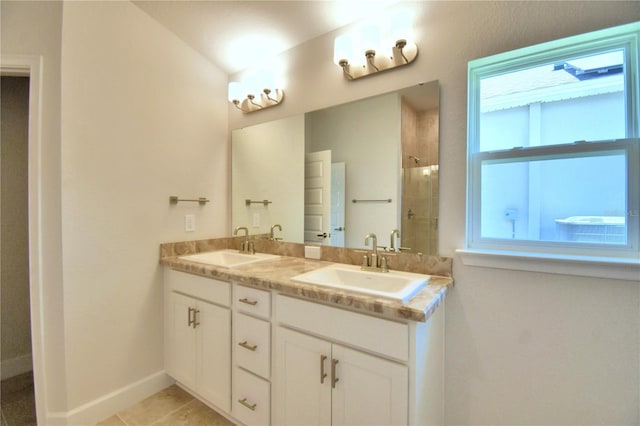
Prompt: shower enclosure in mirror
<box><xmin>231</xmin><ymin>80</ymin><xmax>439</xmax><ymax>255</ymax></box>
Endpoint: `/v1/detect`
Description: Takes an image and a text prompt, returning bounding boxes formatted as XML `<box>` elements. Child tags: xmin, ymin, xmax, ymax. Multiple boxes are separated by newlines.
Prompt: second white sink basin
<box><xmin>291</xmin><ymin>263</ymin><xmax>429</xmax><ymax>302</ymax></box>
<box><xmin>179</xmin><ymin>249</ymin><xmax>280</xmax><ymax>268</ymax></box>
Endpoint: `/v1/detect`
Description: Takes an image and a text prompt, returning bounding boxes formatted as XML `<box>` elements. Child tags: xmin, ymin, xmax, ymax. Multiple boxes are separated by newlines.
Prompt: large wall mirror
<box><xmin>232</xmin><ymin>80</ymin><xmax>440</xmax><ymax>255</ymax></box>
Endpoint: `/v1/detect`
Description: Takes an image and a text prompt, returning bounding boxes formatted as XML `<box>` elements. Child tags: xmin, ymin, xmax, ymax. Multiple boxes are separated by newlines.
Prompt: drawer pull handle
<box><xmin>193</xmin><ymin>309</ymin><xmax>200</xmax><ymax>328</ymax></box>
<box><xmin>238</xmin><ymin>398</ymin><xmax>257</xmax><ymax>411</ymax></box>
<box><xmin>320</xmin><ymin>355</ymin><xmax>328</xmax><ymax>384</ymax></box>
<box><xmin>239</xmin><ymin>297</ymin><xmax>258</xmax><ymax>306</ymax></box>
<box><xmin>238</xmin><ymin>341</ymin><xmax>258</xmax><ymax>351</ymax></box>
<box><xmin>187</xmin><ymin>307</ymin><xmax>194</xmax><ymax>327</ymax></box>
<box><xmin>331</xmin><ymin>358</ymin><xmax>339</xmax><ymax>388</ymax></box>
<box><xmin>187</xmin><ymin>307</ymin><xmax>199</xmax><ymax>328</ymax></box>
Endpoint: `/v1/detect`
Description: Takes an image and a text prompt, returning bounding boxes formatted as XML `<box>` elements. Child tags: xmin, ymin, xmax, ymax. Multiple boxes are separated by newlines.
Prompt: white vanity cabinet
<box><xmin>273</xmin><ymin>294</ymin><xmax>444</xmax><ymax>426</ymax></box>
<box><xmin>164</xmin><ymin>265</ymin><xmax>445</xmax><ymax>426</ymax></box>
<box><xmin>274</xmin><ymin>327</ymin><xmax>408</xmax><ymax>425</ymax></box>
<box><xmin>232</xmin><ymin>285</ymin><xmax>272</xmax><ymax>425</ymax></box>
<box><xmin>164</xmin><ymin>269</ymin><xmax>231</xmax><ymax>413</ymax></box>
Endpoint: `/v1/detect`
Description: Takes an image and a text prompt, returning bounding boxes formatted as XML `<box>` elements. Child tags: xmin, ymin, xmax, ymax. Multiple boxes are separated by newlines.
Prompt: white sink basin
<box><xmin>179</xmin><ymin>249</ymin><xmax>280</xmax><ymax>268</ymax></box>
<box><xmin>291</xmin><ymin>263</ymin><xmax>429</xmax><ymax>302</ymax></box>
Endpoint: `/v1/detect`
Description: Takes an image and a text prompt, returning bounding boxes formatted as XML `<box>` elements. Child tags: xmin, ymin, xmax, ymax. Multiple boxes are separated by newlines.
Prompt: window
<box><xmin>466</xmin><ymin>22</ymin><xmax>640</xmax><ymax>261</ymax></box>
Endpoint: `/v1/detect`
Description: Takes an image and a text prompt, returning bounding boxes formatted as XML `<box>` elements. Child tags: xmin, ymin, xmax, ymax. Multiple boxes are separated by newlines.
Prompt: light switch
<box><xmin>185</xmin><ymin>214</ymin><xmax>195</xmax><ymax>232</ymax></box>
<box><xmin>252</xmin><ymin>213</ymin><xmax>260</xmax><ymax>228</ymax></box>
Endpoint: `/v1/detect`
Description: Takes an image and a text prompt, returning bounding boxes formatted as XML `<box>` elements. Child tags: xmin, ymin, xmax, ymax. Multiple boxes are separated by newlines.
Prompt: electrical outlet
<box><xmin>185</xmin><ymin>214</ymin><xmax>196</xmax><ymax>232</ymax></box>
<box><xmin>504</xmin><ymin>208</ymin><xmax>519</xmax><ymax>220</ymax></box>
<box><xmin>252</xmin><ymin>213</ymin><xmax>260</xmax><ymax>228</ymax></box>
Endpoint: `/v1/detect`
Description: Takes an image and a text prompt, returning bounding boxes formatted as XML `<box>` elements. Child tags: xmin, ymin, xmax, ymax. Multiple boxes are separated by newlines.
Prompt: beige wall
<box><xmin>60</xmin><ymin>0</ymin><xmax>229</xmax><ymax>410</ymax></box>
<box><xmin>230</xmin><ymin>2</ymin><xmax>640</xmax><ymax>424</ymax></box>
<box><xmin>1</xmin><ymin>77</ymin><xmax>32</xmax><ymax>378</ymax></box>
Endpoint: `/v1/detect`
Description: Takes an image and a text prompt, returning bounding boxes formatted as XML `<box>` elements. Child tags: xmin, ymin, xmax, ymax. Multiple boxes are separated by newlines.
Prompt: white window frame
<box><xmin>460</xmin><ymin>22</ymin><xmax>640</xmax><ymax>279</ymax></box>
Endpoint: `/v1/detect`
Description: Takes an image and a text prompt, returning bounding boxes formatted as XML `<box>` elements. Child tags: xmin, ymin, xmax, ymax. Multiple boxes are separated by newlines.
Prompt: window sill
<box><xmin>456</xmin><ymin>249</ymin><xmax>640</xmax><ymax>281</ymax></box>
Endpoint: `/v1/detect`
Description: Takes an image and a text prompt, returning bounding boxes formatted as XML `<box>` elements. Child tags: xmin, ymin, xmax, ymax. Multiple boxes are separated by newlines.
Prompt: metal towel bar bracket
<box><xmin>169</xmin><ymin>196</ymin><xmax>209</xmax><ymax>205</ymax></box>
<box><xmin>352</xmin><ymin>198</ymin><xmax>392</xmax><ymax>203</ymax></box>
<box><xmin>245</xmin><ymin>199</ymin><xmax>272</xmax><ymax>206</ymax></box>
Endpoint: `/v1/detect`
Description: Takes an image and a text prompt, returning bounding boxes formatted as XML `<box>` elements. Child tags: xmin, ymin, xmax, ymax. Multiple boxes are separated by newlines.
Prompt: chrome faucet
<box><xmin>270</xmin><ymin>224</ymin><xmax>283</xmax><ymax>241</ymax></box>
<box><xmin>234</xmin><ymin>226</ymin><xmax>254</xmax><ymax>254</ymax></box>
<box><xmin>363</xmin><ymin>233</ymin><xmax>389</xmax><ymax>272</ymax></box>
<box><xmin>390</xmin><ymin>229</ymin><xmax>400</xmax><ymax>252</ymax></box>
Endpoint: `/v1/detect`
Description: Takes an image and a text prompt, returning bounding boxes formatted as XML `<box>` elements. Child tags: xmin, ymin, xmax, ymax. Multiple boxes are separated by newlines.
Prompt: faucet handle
<box><xmin>380</xmin><ymin>256</ymin><xmax>389</xmax><ymax>272</ymax></box>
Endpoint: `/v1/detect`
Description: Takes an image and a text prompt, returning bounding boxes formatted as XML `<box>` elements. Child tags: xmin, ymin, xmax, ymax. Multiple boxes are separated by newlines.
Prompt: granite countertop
<box><xmin>161</xmin><ymin>253</ymin><xmax>451</xmax><ymax>323</ymax></box>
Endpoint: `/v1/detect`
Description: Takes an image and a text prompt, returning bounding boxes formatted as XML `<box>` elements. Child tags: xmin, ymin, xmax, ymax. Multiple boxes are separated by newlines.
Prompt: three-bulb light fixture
<box><xmin>333</xmin><ymin>10</ymin><xmax>418</xmax><ymax>80</ymax></box>
<box><xmin>228</xmin><ymin>10</ymin><xmax>417</xmax><ymax>112</ymax></box>
<box><xmin>228</xmin><ymin>69</ymin><xmax>284</xmax><ymax>113</ymax></box>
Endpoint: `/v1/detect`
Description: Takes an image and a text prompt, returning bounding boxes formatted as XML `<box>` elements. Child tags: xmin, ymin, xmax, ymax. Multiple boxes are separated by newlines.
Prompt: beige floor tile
<box><xmin>153</xmin><ymin>399</ymin><xmax>234</xmax><ymax>426</ymax></box>
<box><xmin>95</xmin><ymin>414</ymin><xmax>127</xmax><ymax>426</ymax></box>
<box><xmin>117</xmin><ymin>385</ymin><xmax>194</xmax><ymax>425</ymax></box>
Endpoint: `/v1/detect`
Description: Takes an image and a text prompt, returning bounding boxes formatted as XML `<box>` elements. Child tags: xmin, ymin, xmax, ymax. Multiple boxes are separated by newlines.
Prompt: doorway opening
<box><xmin>1</xmin><ymin>75</ymin><xmax>36</xmax><ymax>424</ymax></box>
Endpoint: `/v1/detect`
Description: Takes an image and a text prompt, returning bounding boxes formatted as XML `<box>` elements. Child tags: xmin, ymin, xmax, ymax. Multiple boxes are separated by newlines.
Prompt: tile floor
<box><xmin>96</xmin><ymin>385</ymin><xmax>235</xmax><ymax>426</ymax></box>
<box><xmin>1</xmin><ymin>371</ymin><xmax>37</xmax><ymax>426</ymax></box>
<box><xmin>1</xmin><ymin>372</ymin><xmax>234</xmax><ymax>426</ymax></box>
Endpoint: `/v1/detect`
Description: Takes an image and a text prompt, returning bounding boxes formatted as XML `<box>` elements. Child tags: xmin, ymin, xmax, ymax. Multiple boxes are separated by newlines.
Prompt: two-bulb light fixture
<box><xmin>333</xmin><ymin>9</ymin><xmax>418</xmax><ymax>80</ymax></box>
<box><xmin>228</xmin><ymin>69</ymin><xmax>284</xmax><ymax>113</ymax></box>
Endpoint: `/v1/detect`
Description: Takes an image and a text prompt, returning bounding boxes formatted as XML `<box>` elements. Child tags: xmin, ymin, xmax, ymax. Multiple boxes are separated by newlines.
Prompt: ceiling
<box><xmin>132</xmin><ymin>1</ymin><xmax>399</xmax><ymax>75</ymax></box>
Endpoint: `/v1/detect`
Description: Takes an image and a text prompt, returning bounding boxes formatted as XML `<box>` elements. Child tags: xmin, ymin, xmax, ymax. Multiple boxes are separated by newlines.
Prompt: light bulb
<box><xmin>360</xmin><ymin>25</ymin><xmax>381</xmax><ymax>54</ymax></box>
<box><xmin>228</xmin><ymin>82</ymin><xmax>243</xmax><ymax>103</ymax></box>
<box><xmin>243</xmin><ymin>70</ymin><xmax>261</xmax><ymax>97</ymax></box>
<box><xmin>334</xmin><ymin>33</ymin><xmax>354</xmax><ymax>65</ymax></box>
<box><xmin>387</xmin><ymin>9</ymin><xmax>413</xmax><ymax>46</ymax></box>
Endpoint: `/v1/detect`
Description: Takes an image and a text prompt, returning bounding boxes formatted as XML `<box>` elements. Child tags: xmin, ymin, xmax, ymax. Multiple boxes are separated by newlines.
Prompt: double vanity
<box><xmin>160</xmin><ymin>236</ymin><xmax>452</xmax><ymax>425</ymax></box>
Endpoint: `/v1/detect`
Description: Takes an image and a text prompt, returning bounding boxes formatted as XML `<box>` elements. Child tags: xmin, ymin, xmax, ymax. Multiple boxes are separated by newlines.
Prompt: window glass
<box><xmin>479</xmin><ymin>50</ymin><xmax>625</xmax><ymax>152</ymax></box>
<box><xmin>480</xmin><ymin>151</ymin><xmax>627</xmax><ymax>243</ymax></box>
<box><xmin>467</xmin><ymin>23</ymin><xmax>639</xmax><ymax>259</ymax></box>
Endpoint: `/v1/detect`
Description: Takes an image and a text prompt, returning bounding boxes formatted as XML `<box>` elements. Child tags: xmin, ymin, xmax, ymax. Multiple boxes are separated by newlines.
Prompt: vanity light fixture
<box><xmin>333</xmin><ymin>9</ymin><xmax>418</xmax><ymax>80</ymax></box>
<box><xmin>228</xmin><ymin>69</ymin><xmax>284</xmax><ymax>113</ymax></box>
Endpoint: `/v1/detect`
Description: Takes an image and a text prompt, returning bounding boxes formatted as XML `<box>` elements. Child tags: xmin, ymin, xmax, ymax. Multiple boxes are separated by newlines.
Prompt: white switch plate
<box><xmin>185</xmin><ymin>214</ymin><xmax>195</xmax><ymax>232</ymax></box>
<box><xmin>252</xmin><ymin>213</ymin><xmax>260</xmax><ymax>228</ymax></box>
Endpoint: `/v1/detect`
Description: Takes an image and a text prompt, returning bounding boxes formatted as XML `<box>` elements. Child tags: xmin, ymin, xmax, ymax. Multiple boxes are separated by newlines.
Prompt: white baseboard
<box><xmin>1</xmin><ymin>353</ymin><xmax>33</xmax><ymax>380</ymax></box>
<box><xmin>56</xmin><ymin>371</ymin><xmax>174</xmax><ymax>426</ymax></box>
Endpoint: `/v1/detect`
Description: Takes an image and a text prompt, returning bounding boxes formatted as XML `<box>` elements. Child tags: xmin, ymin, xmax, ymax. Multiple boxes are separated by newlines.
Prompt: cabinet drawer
<box><xmin>233</xmin><ymin>284</ymin><xmax>271</xmax><ymax>319</ymax></box>
<box><xmin>233</xmin><ymin>367</ymin><xmax>270</xmax><ymax>426</ymax></box>
<box><xmin>275</xmin><ymin>294</ymin><xmax>409</xmax><ymax>361</ymax></box>
<box><xmin>165</xmin><ymin>268</ymin><xmax>230</xmax><ymax>306</ymax></box>
<box><xmin>234</xmin><ymin>313</ymin><xmax>270</xmax><ymax>379</ymax></box>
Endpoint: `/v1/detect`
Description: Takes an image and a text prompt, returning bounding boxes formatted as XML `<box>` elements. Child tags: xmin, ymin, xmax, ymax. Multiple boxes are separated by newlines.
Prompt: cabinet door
<box><xmin>166</xmin><ymin>292</ymin><xmax>197</xmax><ymax>390</ymax></box>
<box><xmin>197</xmin><ymin>299</ymin><xmax>231</xmax><ymax>413</ymax></box>
<box><xmin>331</xmin><ymin>344</ymin><xmax>408</xmax><ymax>426</ymax></box>
<box><xmin>273</xmin><ymin>327</ymin><xmax>331</xmax><ymax>426</ymax></box>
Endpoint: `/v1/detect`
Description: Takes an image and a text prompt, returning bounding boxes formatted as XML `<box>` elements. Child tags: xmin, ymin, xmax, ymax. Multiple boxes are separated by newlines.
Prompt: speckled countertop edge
<box><xmin>160</xmin><ymin>253</ymin><xmax>451</xmax><ymax>323</ymax></box>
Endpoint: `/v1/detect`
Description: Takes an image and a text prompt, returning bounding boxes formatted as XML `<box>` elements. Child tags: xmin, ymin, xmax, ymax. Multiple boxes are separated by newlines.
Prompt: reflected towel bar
<box><xmin>169</xmin><ymin>196</ymin><xmax>209</xmax><ymax>205</ymax></box>
<box><xmin>352</xmin><ymin>198</ymin><xmax>392</xmax><ymax>203</ymax></box>
<box><xmin>246</xmin><ymin>199</ymin><xmax>273</xmax><ymax>206</ymax></box>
